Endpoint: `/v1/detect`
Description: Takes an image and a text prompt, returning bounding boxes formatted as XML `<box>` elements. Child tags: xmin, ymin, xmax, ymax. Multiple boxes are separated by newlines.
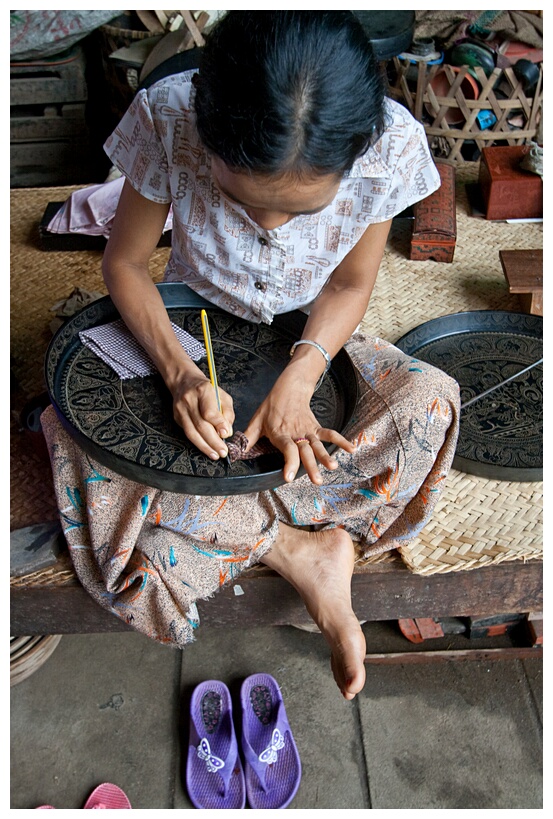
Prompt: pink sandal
<box><xmin>83</xmin><ymin>783</ymin><xmax>132</xmax><ymax>809</ymax></box>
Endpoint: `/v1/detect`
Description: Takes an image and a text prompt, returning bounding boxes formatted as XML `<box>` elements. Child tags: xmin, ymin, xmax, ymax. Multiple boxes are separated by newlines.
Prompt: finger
<box><xmin>178</xmin><ymin>415</ymin><xmax>230</xmax><ymax>461</ymax></box>
<box><xmin>219</xmin><ymin>393</ymin><xmax>235</xmax><ymax>438</ymax></box>
<box><xmin>306</xmin><ymin>436</ymin><xmax>340</xmax><ymax>473</ymax></box>
<box><xmin>200</xmin><ymin>394</ymin><xmax>234</xmax><ymax>441</ymax></box>
<box><xmin>241</xmin><ymin>420</ymin><xmax>263</xmax><ymax>453</ymax></box>
<box><xmin>317</xmin><ymin>428</ymin><xmax>356</xmax><ymax>455</ymax></box>
<box><xmin>297</xmin><ymin>438</ymin><xmax>324</xmax><ymax>484</ymax></box>
<box><xmin>280</xmin><ymin>440</ymin><xmax>302</xmax><ymax>483</ymax></box>
<box><xmin>203</xmin><ymin>407</ymin><xmax>231</xmax><ymax>440</ymax></box>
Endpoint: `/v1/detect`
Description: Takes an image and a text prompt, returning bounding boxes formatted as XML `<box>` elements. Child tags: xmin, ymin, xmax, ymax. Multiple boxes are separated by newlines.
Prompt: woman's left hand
<box><xmin>241</xmin><ymin>220</ymin><xmax>393</xmax><ymax>482</ymax></box>
<box><xmin>242</xmin><ymin>368</ymin><xmax>355</xmax><ymax>484</ymax></box>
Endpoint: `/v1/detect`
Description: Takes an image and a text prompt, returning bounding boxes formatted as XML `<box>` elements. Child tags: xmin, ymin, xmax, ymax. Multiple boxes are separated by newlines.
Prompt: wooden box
<box><xmin>10</xmin><ymin>47</ymin><xmax>88</xmax><ymax>107</ymax></box>
<box><xmin>410</xmin><ymin>162</ymin><xmax>456</xmax><ymax>262</ymax></box>
<box><xmin>479</xmin><ymin>145</ymin><xmax>543</xmax><ymax>220</ymax></box>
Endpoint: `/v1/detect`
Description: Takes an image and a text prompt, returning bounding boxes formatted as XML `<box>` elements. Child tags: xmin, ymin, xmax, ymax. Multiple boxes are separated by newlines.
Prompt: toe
<box><xmin>330</xmin><ymin>626</ymin><xmax>367</xmax><ymax>699</ymax></box>
<box><xmin>331</xmin><ymin>646</ymin><xmax>366</xmax><ymax>700</ymax></box>
<box><xmin>343</xmin><ymin>666</ymin><xmax>366</xmax><ymax>699</ymax></box>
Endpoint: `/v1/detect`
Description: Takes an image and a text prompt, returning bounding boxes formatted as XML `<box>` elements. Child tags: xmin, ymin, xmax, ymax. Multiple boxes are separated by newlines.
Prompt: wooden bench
<box><xmin>10</xmin><ymin>545</ymin><xmax>543</xmax><ymax>636</ymax></box>
<box><xmin>10</xmin><ymin>183</ymin><xmax>543</xmax><ymax>639</ymax></box>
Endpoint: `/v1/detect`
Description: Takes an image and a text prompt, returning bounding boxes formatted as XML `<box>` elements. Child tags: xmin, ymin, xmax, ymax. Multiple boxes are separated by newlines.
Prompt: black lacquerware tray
<box><xmin>45</xmin><ymin>284</ymin><xmax>358</xmax><ymax>495</ymax></box>
<box><xmin>395</xmin><ymin>311</ymin><xmax>543</xmax><ymax>481</ymax></box>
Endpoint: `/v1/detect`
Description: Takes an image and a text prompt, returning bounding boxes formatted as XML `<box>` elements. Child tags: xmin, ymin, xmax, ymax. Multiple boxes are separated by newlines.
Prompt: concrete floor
<box><xmin>11</xmin><ymin>621</ymin><xmax>542</xmax><ymax>810</ymax></box>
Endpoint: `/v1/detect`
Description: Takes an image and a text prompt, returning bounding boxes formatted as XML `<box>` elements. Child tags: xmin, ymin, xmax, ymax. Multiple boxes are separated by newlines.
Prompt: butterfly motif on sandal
<box><xmin>258</xmin><ymin>728</ymin><xmax>285</xmax><ymax>764</ymax></box>
<box><xmin>197</xmin><ymin>737</ymin><xmax>225</xmax><ymax>773</ymax></box>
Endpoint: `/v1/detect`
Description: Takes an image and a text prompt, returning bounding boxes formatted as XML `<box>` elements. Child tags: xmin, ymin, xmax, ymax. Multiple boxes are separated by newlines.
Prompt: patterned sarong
<box><xmin>41</xmin><ymin>334</ymin><xmax>460</xmax><ymax>647</ymax></box>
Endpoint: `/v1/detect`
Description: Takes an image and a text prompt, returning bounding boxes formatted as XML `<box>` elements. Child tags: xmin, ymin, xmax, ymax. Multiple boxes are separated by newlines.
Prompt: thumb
<box><xmin>241</xmin><ymin>419</ymin><xmax>263</xmax><ymax>453</ymax></box>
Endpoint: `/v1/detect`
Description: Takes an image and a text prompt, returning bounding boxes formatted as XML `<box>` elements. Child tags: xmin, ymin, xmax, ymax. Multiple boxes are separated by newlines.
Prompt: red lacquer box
<box><xmin>410</xmin><ymin>162</ymin><xmax>457</xmax><ymax>263</ymax></box>
<box><xmin>479</xmin><ymin>145</ymin><xmax>543</xmax><ymax>221</ymax></box>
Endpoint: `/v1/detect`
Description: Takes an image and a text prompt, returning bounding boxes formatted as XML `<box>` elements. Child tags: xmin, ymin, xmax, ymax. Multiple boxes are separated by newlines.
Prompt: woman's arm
<box><xmin>290</xmin><ymin>218</ymin><xmax>392</xmax><ymax>386</ymax></box>
<box><xmin>102</xmin><ymin>180</ymin><xmax>235</xmax><ymax>461</ymax></box>
<box><xmin>242</xmin><ymin>218</ymin><xmax>392</xmax><ymax>482</ymax></box>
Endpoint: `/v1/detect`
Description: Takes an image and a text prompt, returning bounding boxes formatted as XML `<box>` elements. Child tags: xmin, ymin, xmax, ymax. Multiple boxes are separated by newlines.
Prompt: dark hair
<box><xmin>193</xmin><ymin>11</ymin><xmax>386</xmax><ymax>177</ymax></box>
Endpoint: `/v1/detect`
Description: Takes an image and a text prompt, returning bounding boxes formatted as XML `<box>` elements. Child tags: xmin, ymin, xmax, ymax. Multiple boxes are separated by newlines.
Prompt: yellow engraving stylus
<box><xmin>200</xmin><ymin>309</ymin><xmax>231</xmax><ymax>467</ymax></box>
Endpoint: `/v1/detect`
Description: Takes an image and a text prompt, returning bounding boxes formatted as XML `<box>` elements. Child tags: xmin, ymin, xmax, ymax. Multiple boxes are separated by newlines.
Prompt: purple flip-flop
<box><xmin>240</xmin><ymin>673</ymin><xmax>301</xmax><ymax>809</ymax></box>
<box><xmin>186</xmin><ymin>680</ymin><xmax>246</xmax><ymax>810</ymax></box>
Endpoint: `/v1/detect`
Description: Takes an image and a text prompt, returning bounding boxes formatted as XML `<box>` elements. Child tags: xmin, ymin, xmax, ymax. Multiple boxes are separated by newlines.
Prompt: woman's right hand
<box><xmin>100</xmin><ymin>182</ymin><xmax>235</xmax><ymax>461</ymax></box>
<box><xmin>170</xmin><ymin>366</ymin><xmax>235</xmax><ymax>461</ymax></box>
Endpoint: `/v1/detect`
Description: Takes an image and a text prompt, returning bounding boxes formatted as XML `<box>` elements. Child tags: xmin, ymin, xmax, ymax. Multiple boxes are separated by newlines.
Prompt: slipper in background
<box><xmin>83</xmin><ymin>783</ymin><xmax>132</xmax><ymax>809</ymax></box>
<box><xmin>186</xmin><ymin>680</ymin><xmax>246</xmax><ymax>809</ymax></box>
<box><xmin>240</xmin><ymin>673</ymin><xmax>301</xmax><ymax>809</ymax></box>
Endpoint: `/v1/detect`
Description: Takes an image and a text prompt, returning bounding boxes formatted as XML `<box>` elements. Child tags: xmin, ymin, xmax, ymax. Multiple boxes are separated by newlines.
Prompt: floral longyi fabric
<box><xmin>42</xmin><ymin>334</ymin><xmax>460</xmax><ymax>648</ymax></box>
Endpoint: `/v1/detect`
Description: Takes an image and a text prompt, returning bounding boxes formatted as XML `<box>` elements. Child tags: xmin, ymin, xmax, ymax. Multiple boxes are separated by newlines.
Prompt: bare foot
<box><xmin>261</xmin><ymin>523</ymin><xmax>366</xmax><ymax>700</ymax></box>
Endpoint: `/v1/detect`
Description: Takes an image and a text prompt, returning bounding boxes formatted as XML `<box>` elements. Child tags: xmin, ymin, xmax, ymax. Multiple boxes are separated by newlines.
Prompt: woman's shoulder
<box><xmin>349</xmin><ymin>97</ymin><xmax>427</xmax><ymax>179</ymax></box>
<box><xmin>141</xmin><ymin>68</ymin><xmax>196</xmax><ymax>112</ymax></box>
<box><xmin>105</xmin><ymin>68</ymin><xmax>203</xmax><ymax>194</ymax></box>
<box><xmin>130</xmin><ymin>69</ymin><xmax>203</xmax><ymax>164</ymax></box>
<box><xmin>382</xmin><ymin>96</ymin><xmax>420</xmax><ymax>127</ymax></box>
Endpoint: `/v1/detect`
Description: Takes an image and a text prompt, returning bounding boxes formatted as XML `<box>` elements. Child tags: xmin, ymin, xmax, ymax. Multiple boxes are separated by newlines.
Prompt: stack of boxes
<box><xmin>10</xmin><ymin>45</ymin><xmax>92</xmax><ymax>187</ymax></box>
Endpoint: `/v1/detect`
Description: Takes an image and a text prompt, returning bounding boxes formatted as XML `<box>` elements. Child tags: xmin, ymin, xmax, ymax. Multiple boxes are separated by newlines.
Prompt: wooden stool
<box><xmin>499</xmin><ymin>249</ymin><xmax>543</xmax><ymax>316</ymax></box>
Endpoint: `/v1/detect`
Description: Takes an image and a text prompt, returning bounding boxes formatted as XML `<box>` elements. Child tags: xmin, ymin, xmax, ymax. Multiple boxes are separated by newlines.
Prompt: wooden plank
<box><xmin>10</xmin><ymin>585</ymin><xmax>135</xmax><ymax>636</ymax></box>
<box><xmin>10</xmin><ymin>69</ymin><xmax>87</xmax><ymax>106</ymax></box>
<box><xmin>10</xmin><ymin>557</ymin><xmax>543</xmax><ymax>636</ymax></box>
<box><xmin>11</xmin><ymin>104</ymin><xmax>88</xmax><ymax>141</ymax></box>
<box><xmin>364</xmin><ymin>646</ymin><xmax>542</xmax><ymax>664</ymax></box>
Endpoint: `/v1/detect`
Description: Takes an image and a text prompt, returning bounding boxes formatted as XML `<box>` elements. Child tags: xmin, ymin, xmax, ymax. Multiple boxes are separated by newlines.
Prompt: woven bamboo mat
<box><xmin>397</xmin><ymin>471</ymin><xmax>542</xmax><ymax>574</ymax></box>
<box><xmin>10</xmin><ymin>186</ymin><xmax>169</xmax><ymax>531</ymax></box>
<box><xmin>359</xmin><ymin>164</ymin><xmax>543</xmax><ymax>574</ymax></box>
<box><xmin>10</xmin><ymin>185</ymin><xmax>169</xmax><ymax>398</ymax></box>
<box><xmin>10</xmin><ymin>174</ymin><xmax>543</xmax><ymax>576</ymax></box>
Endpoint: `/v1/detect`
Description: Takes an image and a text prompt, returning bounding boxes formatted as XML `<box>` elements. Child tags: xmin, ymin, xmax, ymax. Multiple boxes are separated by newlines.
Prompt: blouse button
<box><xmin>254</xmin><ymin>281</ymin><xmax>267</xmax><ymax>291</ymax></box>
<box><xmin>258</xmin><ymin>236</ymin><xmax>268</xmax><ymax>246</ymax></box>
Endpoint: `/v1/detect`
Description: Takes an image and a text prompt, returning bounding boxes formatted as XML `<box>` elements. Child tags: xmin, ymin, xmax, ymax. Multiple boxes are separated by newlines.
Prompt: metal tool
<box><xmin>460</xmin><ymin>357</ymin><xmax>543</xmax><ymax>410</ymax></box>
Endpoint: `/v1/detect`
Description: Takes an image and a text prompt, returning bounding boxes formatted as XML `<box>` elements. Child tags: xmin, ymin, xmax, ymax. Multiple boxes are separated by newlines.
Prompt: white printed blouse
<box><xmin>104</xmin><ymin>70</ymin><xmax>440</xmax><ymax>325</ymax></box>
